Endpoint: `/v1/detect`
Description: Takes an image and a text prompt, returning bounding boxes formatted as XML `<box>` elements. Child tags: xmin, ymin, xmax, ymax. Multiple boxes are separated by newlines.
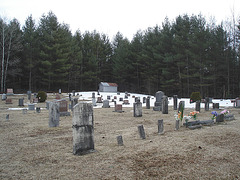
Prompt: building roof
<box><xmin>100</xmin><ymin>82</ymin><xmax>118</xmax><ymax>87</ymax></box>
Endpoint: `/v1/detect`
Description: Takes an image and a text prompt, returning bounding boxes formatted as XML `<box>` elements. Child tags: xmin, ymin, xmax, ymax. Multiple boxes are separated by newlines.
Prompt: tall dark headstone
<box><xmin>158</xmin><ymin>119</ymin><xmax>164</xmax><ymax>134</ymax></box>
<box><xmin>18</xmin><ymin>98</ymin><xmax>24</xmax><ymax>106</ymax></box>
<box><xmin>146</xmin><ymin>96</ymin><xmax>150</xmax><ymax>109</ymax></box>
<box><xmin>162</xmin><ymin>95</ymin><xmax>168</xmax><ymax>114</ymax></box>
<box><xmin>178</xmin><ymin>101</ymin><xmax>185</xmax><ymax>112</ymax></box>
<box><xmin>72</xmin><ymin>102</ymin><xmax>94</xmax><ymax>155</ymax></box>
<box><xmin>173</xmin><ymin>95</ymin><xmax>178</xmax><ymax>110</ymax></box>
<box><xmin>134</xmin><ymin>101</ymin><xmax>142</xmax><ymax>117</ymax></box>
<box><xmin>49</xmin><ymin>101</ymin><xmax>60</xmax><ymax>127</ymax></box>
<box><xmin>195</xmin><ymin>101</ymin><xmax>201</xmax><ymax>112</ymax></box>
<box><xmin>138</xmin><ymin>125</ymin><xmax>146</xmax><ymax>139</ymax></box>
<box><xmin>153</xmin><ymin>91</ymin><xmax>164</xmax><ymax>111</ymax></box>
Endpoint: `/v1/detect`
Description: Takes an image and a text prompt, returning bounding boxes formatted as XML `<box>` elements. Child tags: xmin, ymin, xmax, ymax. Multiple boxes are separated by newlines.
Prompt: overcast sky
<box><xmin>1</xmin><ymin>0</ymin><xmax>239</xmax><ymax>40</ymax></box>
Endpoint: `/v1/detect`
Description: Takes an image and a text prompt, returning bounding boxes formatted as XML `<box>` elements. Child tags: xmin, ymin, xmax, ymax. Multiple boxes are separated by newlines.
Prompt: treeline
<box><xmin>0</xmin><ymin>12</ymin><xmax>240</xmax><ymax>98</ymax></box>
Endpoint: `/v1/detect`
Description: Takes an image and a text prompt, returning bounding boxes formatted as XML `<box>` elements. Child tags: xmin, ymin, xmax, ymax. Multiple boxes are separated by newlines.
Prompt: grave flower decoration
<box><xmin>189</xmin><ymin>111</ymin><xmax>199</xmax><ymax>120</ymax></box>
<box><xmin>174</xmin><ymin>111</ymin><xmax>183</xmax><ymax>121</ymax></box>
<box><xmin>220</xmin><ymin>109</ymin><xmax>229</xmax><ymax>115</ymax></box>
<box><xmin>211</xmin><ymin>111</ymin><xmax>218</xmax><ymax>120</ymax></box>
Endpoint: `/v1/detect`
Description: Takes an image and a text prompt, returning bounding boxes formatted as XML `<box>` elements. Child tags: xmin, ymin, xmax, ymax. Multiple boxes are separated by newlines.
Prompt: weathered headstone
<box><xmin>49</xmin><ymin>101</ymin><xmax>60</xmax><ymax>127</ymax></box>
<box><xmin>216</xmin><ymin>114</ymin><xmax>224</xmax><ymax>123</ymax></box>
<box><xmin>205</xmin><ymin>97</ymin><xmax>209</xmax><ymax>111</ymax></box>
<box><xmin>133</xmin><ymin>101</ymin><xmax>142</xmax><ymax>117</ymax></box>
<box><xmin>146</xmin><ymin>96</ymin><xmax>150</xmax><ymax>109</ymax></box>
<box><xmin>107</xmin><ymin>96</ymin><xmax>111</xmax><ymax>100</ymax></box>
<box><xmin>173</xmin><ymin>95</ymin><xmax>178</xmax><ymax>110</ymax></box>
<box><xmin>175</xmin><ymin>120</ymin><xmax>180</xmax><ymax>130</ymax></box>
<box><xmin>213</xmin><ymin>103</ymin><xmax>219</xmax><ymax>109</ymax></box>
<box><xmin>135</xmin><ymin>97</ymin><xmax>140</xmax><ymax>103</ymax></box>
<box><xmin>22</xmin><ymin>108</ymin><xmax>27</xmax><ymax>114</ymax></box>
<box><xmin>153</xmin><ymin>91</ymin><xmax>164</xmax><ymax>111</ymax></box>
<box><xmin>28</xmin><ymin>104</ymin><xmax>35</xmax><ymax>110</ymax></box>
<box><xmin>18</xmin><ymin>98</ymin><xmax>24</xmax><ymax>106</ymax></box>
<box><xmin>59</xmin><ymin>89</ymin><xmax>61</xmax><ymax>94</ymax></box>
<box><xmin>92</xmin><ymin>92</ymin><xmax>95</xmax><ymax>98</ymax></box>
<box><xmin>123</xmin><ymin>100</ymin><xmax>129</xmax><ymax>105</ymax></box>
<box><xmin>36</xmin><ymin>107</ymin><xmax>41</xmax><ymax>113</ymax></box>
<box><xmin>58</xmin><ymin>99</ymin><xmax>70</xmax><ymax>116</ymax></box>
<box><xmin>195</xmin><ymin>101</ymin><xmax>201</xmax><ymax>112</ymax></box>
<box><xmin>158</xmin><ymin>119</ymin><xmax>164</xmax><ymax>134</ymax></box>
<box><xmin>117</xmin><ymin>135</ymin><xmax>124</xmax><ymax>146</ymax></box>
<box><xmin>138</xmin><ymin>125</ymin><xmax>146</xmax><ymax>139</ymax></box>
<box><xmin>143</xmin><ymin>97</ymin><xmax>146</xmax><ymax>103</ymax></box>
<box><xmin>72</xmin><ymin>102</ymin><xmax>94</xmax><ymax>155</ymax></box>
<box><xmin>6</xmin><ymin>114</ymin><xmax>9</xmax><ymax>121</ymax></box>
<box><xmin>92</xmin><ymin>98</ymin><xmax>96</xmax><ymax>106</ymax></box>
<box><xmin>236</xmin><ymin>99</ymin><xmax>240</xmax><ymax>108</ymax></box>
<box><xmin>5</xmin><ymin>98</ymin><xmax>12</xmax><ymax>104</ymax></box>
<box><xmin>119</xmin><ymin>97</ymin><xmax>123</xmax><ymax>101</ymax></box>
<box><xmin>178</xmin><ymin>101</ymin><xmax>185</xmax><ymax>112</ymax></box>
<box><xmin>6</xmin><ymin>88</ymin><xmax>13</xmax><ymax>95</ymax></box>
<box><xmin>2</xmin><ymin>93</ymin><xmax>6</xmax><ymax>101</ymax></box>
<box><xmin>71</xmin><ymin>98</ymin><xmax>78</xmax><ymax>111</ymax></box>
<box><xmin>162</xmin><ymin>95</ymin><xmax>168</xmax><ymax>114</ymax></box>
<box><xmin>114</xmin><ymin>104</ymin><xmax>123</xmax><ymax>112</ymax></box>
<box><xmin>102</xmin><ymin>100</ymin><xmax>110</xmax><ymax>108</ymax></box>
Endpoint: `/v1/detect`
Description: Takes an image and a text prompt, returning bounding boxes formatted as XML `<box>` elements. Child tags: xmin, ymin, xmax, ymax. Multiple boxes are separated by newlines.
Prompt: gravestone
<box><xmin>216</xmin><ymin>114</ymin><xmax>224</xmax><ymax>123</ymax></box>
<box><xmin>123</xmin><ymin>100</ymin><xmax>129</xmax><ymax>105</ymax></box>
<box><xmin>102</xmin><ymin>100</ymin><xmax>110</xmax><ymax>108</ymax></box>
<box><xmin>58</xmin><ymin>99</ymin><xmax>70</xmax><ymax>116</ymax></box>
<box><xmin>162</xmin><ymin>95</ymin><xmax>168</xmax><ymax>114</ymax></box>
<box><xmin>92</xmin><ymin>92</ymin><xmax>95</xmax><ymax>98</ymax></box>
<box><xmin>119</xmin><ymin>97</ymin><xmax>123</xmax><ymax>101</ymax></box>
<box><xmin>173</xmin><ymin>95</ymin><xmax>178</xmax><ymax>110</ymax></box>
<box><xmin>18</xmin><ymin>98</ymin><xmax>24</xmax><ymax>106</ymax></box>
<box><xmin>49</xmin><ymin>101</ymin><xmax>60</xmax><ymax>127</ymax></box>
<box><xmin>33</xmin><ymin>98</ymin><xmax>38</xmax><ymax>103</ymax></box>
<box><xmin>27</xmin><ymin>91</ymin><xmax>31</xmax><ymax>100</ymax></box>
<box><xmin>96</xmin><ymin>97</ymin><xmax>102</xmax><ymax>103</ymax></box>
<box><xmin>6</xmin><ymin>88</ymin><xmax>14</xmax><ymax>95</ymax></box>
<box><xmin>72</xmin><ymin>102</ymin><xmax>94</xmax><ymax>155</ymax></box>
<box><xmin>22</xmin><ymin>108</ymin><xmax>27</xmax><ymax>114</ymax></box>
<box><xmin>71</xmin><ymin>98</ymin><xmax>78</xmax><ymax>111</ymax></box>
<box><xmin>92</xmin><ymin>98</ymin><xmax>96</xmax><ymax>106</ymax></box>
<box><xmin>133</xmin><ymin>101</ymin><xmax>142</xmax><ymax>117</ymax></box>
<box><xmin>46</xmin><ymin>101</ymin><xmax>50</xmax><ymax>110</ymax></box>
<box><xmin>153</xmin><ymin>91</ymin><xmax>164</xmax><ymax>111</ymax></box>
<box><xmin>205</xmin><ymin>97</ymin><xmax>209</xmax><ymax>111</ymax></box>
<box><xmin>72</xmin><ymin>90</ymin><xmax>76</xmax><ymax>96</ymax></box>
<box><xmin>175</xmin><ymin>120</ymin><xmax>180</xmax><ymax>130</ymax></box>
<box><xmin>28</xmin><ymin>104</ymin><xmax>35</xmax><ymax>110</ymax></box>
<box><xmin>158</xmin><ymin>119</ymin><xmax>164</xmax><ymax>134</ymax></box>
<box><xmin>135</xmin><ymin>97</ymin><xmax>140</xmax><ymax>103</ymax></box>
<box><xmin>124</xmin><ymin>93</ymin><xmax>128</xmax><ymax>99</ymax></box>
<box><xmin>107</xmin><ymin>96</ymin><xmax>111</xmax><ymax>100</ymax></box>
<box><xmin>236</xmin><ymin>99</ymin><xmax>240</xmax><ymax>108</ymax></box>
<box><xmin>114</xmin><ymin>104</ymin><xmax>124</xmax><ymax>112</ymax></box>
<box><xmin>36</xmin><ymin>107</ymin><xmax>41</xmax><ymax>113</ymax></box>
<box><xmin>6</xmin><ymin>114</ymin><xmax>9</xmax><ymax>121</ymax></box>
<box><xmin>2</xmin><ymin>93</ymin><xmax>6</xmax><ymax>101</ymax></box>
<box><xmin>138</xmin><ymin>125</ymin><xmax>146</xmax><ymax>139</ymax></box>
<box><xmin>117</xmin><ymin>135</ymin><xmax>124</xmax><ymax>146</ymax></box>
<box><xmin>213</xmin><ymin>103</ymin><xmax>219</xmax><ymax>109</ymax></box>
<box><xmin>178</xmin><ymin>101</ymin><xmax>185</xmax><ymax>112</ymax></box>
<box><xmin>69</xmin><ymin>94</ymin><xmax>72</xmax><ymax>101</ymax></box>
<box><xmin>5</xmin><ymin>98</ymin><xmax>12</xmax><ymax>104</ymax></box>
<box><xmin>117</xmin><ymin>92</ymin><xmax>120</xmax><ymax>95</ymax></box>
<box><xmin>146</xmin><ymin>96</ymin><xmax>150</xmax><ymax>109</ymax></box>
<box><xmin>59</xmin><ymin>89</ymin><xmax>61</xmax><ymax>94</ymax></box>
<box><xmin>143</xmin><ymin>97</ymin><xmax>146</xmax><ymax>103</ymax></box>
<box><xmin>195</xmin><ymin>101</ymin><xmax>201</xmax><ymax>112</ymax></box>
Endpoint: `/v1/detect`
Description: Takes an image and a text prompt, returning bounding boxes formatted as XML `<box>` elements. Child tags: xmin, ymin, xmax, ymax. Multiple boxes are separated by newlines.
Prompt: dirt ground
<box><xmin>0</xmin><ymin>93</ymin><xmax>240</xmax><ymax>180</ymax></box>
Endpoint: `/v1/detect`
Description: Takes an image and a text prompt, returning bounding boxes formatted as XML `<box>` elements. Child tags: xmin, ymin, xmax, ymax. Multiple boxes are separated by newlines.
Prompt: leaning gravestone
<box><xmin>133</xmin><ymin>101</ymin><xmax>142</xmax><ymax>117</ymax></box>
<box><xmin>173</xmin><ymin>95</ymin><xmax>178</xmax><ymax>110</ymax></box>
<box><xmin>72</xmin><ymin>102</ymin><xmax>94</xmax><ymax>155</ymax></box>
<box><xmin>49</xmin><ymin>101</ymin><xmax>60</xmax><ymax>127</ymax></box>
<box><xmin>153</xmin><ymin>91</ymin><xmax>164</xmax><ymax>111</ymax></box>
<box><xmin>162</xmin><ymin>95</ymin><xmax>168</xmax><ymax>114</ymax></box>
<box><xmin>138</xmin><ymin>125</ymin><xmax>146</xmax><ymax>139</ymax></box>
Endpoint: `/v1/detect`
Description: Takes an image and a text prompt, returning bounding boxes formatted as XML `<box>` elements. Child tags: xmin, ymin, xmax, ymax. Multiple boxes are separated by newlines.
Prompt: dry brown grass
<box><xmin>0</xmin><ymin>93</ymin><xmax>240</xmax><ymax>179</ymax></box>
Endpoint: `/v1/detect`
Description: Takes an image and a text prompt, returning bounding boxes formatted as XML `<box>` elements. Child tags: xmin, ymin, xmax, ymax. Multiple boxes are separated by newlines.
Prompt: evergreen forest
<box><xmin>1</xmin><ymin>11</ymin><xmax>240</xmax><ymax>98</ymax></box>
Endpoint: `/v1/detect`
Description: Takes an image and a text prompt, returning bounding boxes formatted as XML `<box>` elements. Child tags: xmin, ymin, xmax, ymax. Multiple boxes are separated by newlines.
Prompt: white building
<box><xmin>99</xmin><ymin>82</ymin><xmax>118</xmax><ymax>92</ymax></box>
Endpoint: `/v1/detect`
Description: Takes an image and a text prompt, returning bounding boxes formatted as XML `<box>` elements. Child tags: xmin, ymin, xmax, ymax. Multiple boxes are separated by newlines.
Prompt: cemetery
<box><xmin>0</xmin><ymin>91</ymin><xmax>240</xmax><ymax>179</ymax></box>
